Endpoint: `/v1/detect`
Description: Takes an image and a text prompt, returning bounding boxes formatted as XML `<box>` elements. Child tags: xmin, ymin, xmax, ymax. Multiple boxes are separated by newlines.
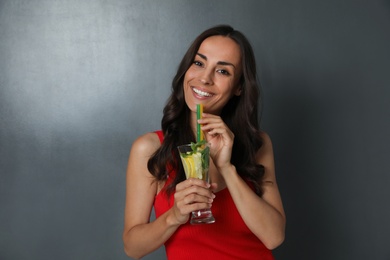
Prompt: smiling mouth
<box><xmin>192</xmin><ymin>87</ymin><xmax>213</xmax><ymax>97</ymax></box>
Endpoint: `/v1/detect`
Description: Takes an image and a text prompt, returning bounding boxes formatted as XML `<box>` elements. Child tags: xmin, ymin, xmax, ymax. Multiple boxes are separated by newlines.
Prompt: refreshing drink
<box><xmin>179</xmin><ymin>142</ymin><xmax>209</xmax><ymax>180</ymax></box>
<box><xmin>178</xmin><ymin>141</ymin><xmax>215</xmax><ymax>224</ymax></box>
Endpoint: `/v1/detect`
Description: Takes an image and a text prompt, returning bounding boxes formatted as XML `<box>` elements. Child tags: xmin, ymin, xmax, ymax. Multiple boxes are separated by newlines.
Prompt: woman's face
<box><xmin>183</xmin><ymin>35</ymin><xmax>242</xmax><ymax>115</ymax></box>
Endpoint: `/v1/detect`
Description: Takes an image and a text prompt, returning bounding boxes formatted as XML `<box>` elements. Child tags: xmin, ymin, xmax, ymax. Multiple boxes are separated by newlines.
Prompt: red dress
<box><xmin>153</xmin><ymin>131</ymin><xmax>274</xmax><ymax>260</ymax></box>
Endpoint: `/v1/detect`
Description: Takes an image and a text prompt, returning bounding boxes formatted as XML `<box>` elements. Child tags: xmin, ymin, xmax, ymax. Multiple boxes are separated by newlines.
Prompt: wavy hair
<box><xmin>147</xmin><ymin>25</ymin><xmax>265</xmax><ymax>197</ymax></box>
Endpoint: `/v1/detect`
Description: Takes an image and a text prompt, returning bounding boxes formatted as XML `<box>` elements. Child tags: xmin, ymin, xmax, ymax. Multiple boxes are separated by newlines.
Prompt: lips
<box><xmin>192</xmin><ymin>87</ymin><xmax>213</xmax><ymax>97</ymax></box>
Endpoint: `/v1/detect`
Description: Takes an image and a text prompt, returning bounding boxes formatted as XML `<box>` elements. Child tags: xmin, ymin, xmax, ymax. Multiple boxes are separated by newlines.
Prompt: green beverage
<box><xmin>178</xmin><ymin>141</ymin><xmax>215</xmax><ymax>224</ymax></box>
<box><xmin>178</xmin><ymin>141</ymin><xmax>210</xmax><ymax>181</ymax></box>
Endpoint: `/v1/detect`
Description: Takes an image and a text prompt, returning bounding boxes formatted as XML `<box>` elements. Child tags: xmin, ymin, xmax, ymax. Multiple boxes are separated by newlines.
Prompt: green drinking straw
<box><xmin>196</xmin><ymin>104</ymin><xmax>204</xmax><ymax>142</ymax></box>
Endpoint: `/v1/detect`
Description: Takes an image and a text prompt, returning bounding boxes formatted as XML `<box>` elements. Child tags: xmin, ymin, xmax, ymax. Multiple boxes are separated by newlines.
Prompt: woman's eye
<box><xmin>193</xmin><ymin>61</ymin><xmax>203</xmax><ymax>67</ymax></box>
<box><xmin>218</xmin><ymin>69</ymin><xmax>230</xmax><ymax>76</ymax></box>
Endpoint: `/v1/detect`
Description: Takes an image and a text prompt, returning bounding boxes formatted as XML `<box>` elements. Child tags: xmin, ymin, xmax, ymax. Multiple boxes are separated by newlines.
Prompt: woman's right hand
<box><xmin>171</xmin><ymin>178</ymin><xmax>216</xmax><ymax>224</ymax></box>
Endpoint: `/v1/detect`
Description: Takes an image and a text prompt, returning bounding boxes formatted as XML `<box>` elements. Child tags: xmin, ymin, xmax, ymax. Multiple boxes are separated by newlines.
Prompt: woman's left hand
<box><xmin>198</xmin><ymin>113</ymin><xmax>234</xmax><ymax>170</ymax></box>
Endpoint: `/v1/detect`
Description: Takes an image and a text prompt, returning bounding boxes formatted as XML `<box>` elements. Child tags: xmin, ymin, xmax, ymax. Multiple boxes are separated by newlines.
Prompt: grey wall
<box><xmin>1</xmin><ymin>1</ymin><xmax>389</xmax><ymax>259</ymax></box>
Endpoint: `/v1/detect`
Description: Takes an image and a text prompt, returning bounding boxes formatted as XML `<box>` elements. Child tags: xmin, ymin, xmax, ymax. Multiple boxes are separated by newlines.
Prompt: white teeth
<box><xmin>193</xmin><ymin>88</ymin><xmax>212</xmax><ymax>97</ymax></box>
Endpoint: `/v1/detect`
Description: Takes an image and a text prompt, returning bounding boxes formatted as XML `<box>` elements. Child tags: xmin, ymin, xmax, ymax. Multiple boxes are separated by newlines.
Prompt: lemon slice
<box><xmin>181</xmin><ymin>156</ymin><xmax>195</xmax><ymax>179</ymax></box>
<box><xmin>181</xmin><ymin>152</ymin><xmax>203</xmax><ymax>179</ymax></box>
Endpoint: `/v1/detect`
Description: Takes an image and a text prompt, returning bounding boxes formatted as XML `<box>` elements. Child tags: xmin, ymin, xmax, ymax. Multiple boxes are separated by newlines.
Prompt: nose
<box><xmin>200</xmin><ymin>69</ymin><xmax>213</xmax><ymax>85</ymax></box>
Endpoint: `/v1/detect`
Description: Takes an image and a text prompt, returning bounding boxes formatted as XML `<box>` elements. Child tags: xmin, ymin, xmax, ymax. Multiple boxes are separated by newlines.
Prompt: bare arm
<box><xmin>200</xmin><ymin>114</ymin><xmax>285</xmax><ymax>249</ymax></box>
<box><xmin>122</xmin><ymin>133</ymin><xmax>180</xmax><ymax>259</ymax></box>
<box><xmin>122</xmin><ymin>133</ymin><xmax>215</xmax><ymax>259</ymax></box>
<box><xmin>219</xmin><ymin>132</ymin><xmax>285</xmax><ymax>249</ymax></box>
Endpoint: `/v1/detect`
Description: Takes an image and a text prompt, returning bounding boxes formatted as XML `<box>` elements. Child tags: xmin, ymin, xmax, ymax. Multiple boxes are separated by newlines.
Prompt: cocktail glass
<box><xmin>177</xmin><ymin>142</ymin><xmax>215</xmax><ymax>224</ymax></box>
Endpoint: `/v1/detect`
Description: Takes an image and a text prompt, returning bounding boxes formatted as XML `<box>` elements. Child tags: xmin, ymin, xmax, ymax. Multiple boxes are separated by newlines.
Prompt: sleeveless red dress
<box><xmin>153</xmin><ymin>131</ymin><xmax>274</xmax><ymax>260</ymax></box>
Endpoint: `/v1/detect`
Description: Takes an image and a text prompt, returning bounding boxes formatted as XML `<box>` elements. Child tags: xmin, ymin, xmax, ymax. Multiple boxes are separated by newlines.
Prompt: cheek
<box><xmin>221</xmin><ymin>80</ymin><xmax>237</xmax><ymax>96</ymax></box>
<box><xmin>183</xmin><ymin>77</ymin><xmax>193</xmax><ymax>101</ymax></box>
<box><xmin>183</xmin><ymin>69</ymin><xmax>194</xmax><ymax>86</ymax></box>
<box><xmin>184</xmin><ymin>68</ymin><xmax>196</xmax><ymax>81</ymax></box>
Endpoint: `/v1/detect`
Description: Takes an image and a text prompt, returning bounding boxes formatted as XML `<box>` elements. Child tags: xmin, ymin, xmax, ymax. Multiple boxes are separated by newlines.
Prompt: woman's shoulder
<box><xmin>259</xmin><ymin>130</ymin><xmax>271</xmax><ymax>144</ymax></box>
<box><xmin>257</xmin><ymin>130</ymin><xmax>274</xmax><ymax>155</ymax></box>
<box><xmin>259</xmin><ymin>130</ymin><xmax>272</xmax><ymax>145</ymax></box>
<box><xmin>131</xmin><ymin>132</ymin><xmax>162</xmax><ymax>156</ymax></box>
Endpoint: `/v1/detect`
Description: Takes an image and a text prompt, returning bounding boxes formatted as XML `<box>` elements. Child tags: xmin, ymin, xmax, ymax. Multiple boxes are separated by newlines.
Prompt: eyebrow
<box><xmin>196</xmin><ymin>53</ymin><xmax>236</xmax><ymax>69</ymax></box>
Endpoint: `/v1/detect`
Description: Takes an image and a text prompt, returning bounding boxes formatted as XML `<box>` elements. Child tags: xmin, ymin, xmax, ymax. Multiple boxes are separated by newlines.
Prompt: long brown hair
<box><xmin>147</xmin><ymin>25</ymin><xmax>265</xmax><ymax>196</ymax></box>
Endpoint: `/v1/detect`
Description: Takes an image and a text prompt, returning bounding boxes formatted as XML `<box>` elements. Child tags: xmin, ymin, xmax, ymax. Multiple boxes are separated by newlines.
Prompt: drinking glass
<box><xmin>177</xmin><ymin>143</ymin><xmax>215</xmax><ymax>224</ymax></box>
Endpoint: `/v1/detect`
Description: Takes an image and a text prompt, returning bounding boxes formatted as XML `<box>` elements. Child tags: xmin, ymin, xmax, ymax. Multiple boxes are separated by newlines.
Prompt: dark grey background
<box><xmin>1</xmin><ymin>0</ymin><xmax>389</xmax><ymax>259</ymax></box>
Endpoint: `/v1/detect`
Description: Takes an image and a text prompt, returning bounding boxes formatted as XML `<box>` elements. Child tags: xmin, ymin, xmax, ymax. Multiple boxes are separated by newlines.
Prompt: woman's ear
<box><xmin>234</xmin><ymin>86</ymin><xmax>242</xmax><ymax>96</ymax></box>
<box><xmin>234</xmin><ymin>76</ymin><xmax>244</xmax><ymax>96</ymax></box>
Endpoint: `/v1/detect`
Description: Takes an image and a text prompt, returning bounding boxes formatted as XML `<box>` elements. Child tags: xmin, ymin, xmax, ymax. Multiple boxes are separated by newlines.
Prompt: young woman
<box><xmin>123</xmin><ymin>25</ymin><xmax>285</xmax><ymax>260</ymax></box>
